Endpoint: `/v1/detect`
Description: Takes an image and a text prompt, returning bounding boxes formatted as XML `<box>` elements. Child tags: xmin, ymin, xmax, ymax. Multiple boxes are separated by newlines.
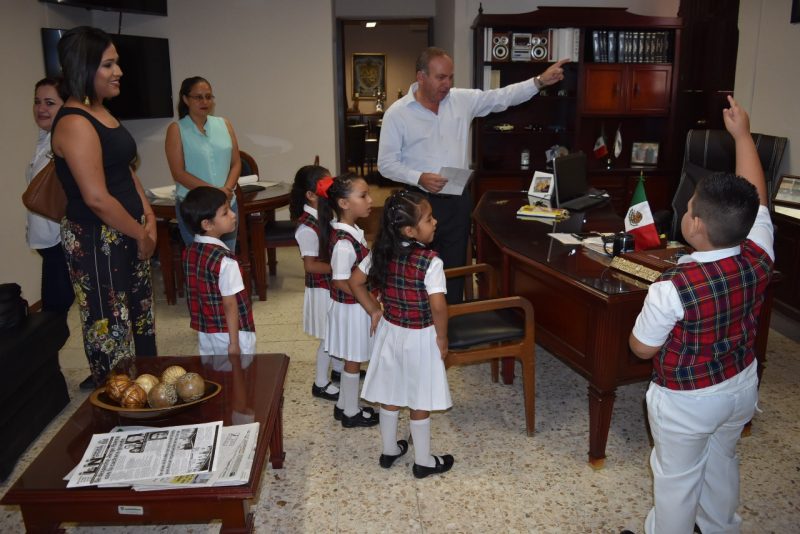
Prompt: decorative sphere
<box><xmin>105</xmin><ymin>374</ymin><xmax>133</xmax><ymax>403</ymax></box>
<box><xmin>147</xmin><ymin>383</ymin><xmax>178</xmax><ymax>408</ymax></box>
<box><xmin>161</xmin><ymin>365</ymin><xmax>187</xmax><ymax>385</ymax></box>
<box><xmin>176</xmin><ymin>372</ymin><xmax>205</xmax><ymax>402</ymax></box>
<box><xmin>120</xmin><ymin>383</ymin><xmax>147</xmax><ymax>408</ymax></box>
<box><xmin>134</xmin><ymin>373</ymin><xmax>159</xmax><ymax>394</ymax></box>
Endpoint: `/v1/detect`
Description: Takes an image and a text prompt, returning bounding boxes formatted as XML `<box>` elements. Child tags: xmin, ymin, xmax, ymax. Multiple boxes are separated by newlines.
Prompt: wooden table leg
<box><xmin>269</xmin><ymin>395</ymin><xmax>286</xmax><ymax>469</ymax></box>
<box><xmin>248</xmin><ymin>212</ymin><xmax>268</xmax><ymax>301</ymax></box>
<box><xmin>156</xmin><ymin>219</ymin><xmax>176</xmax><ymax>305</ymax></box>
<box><xmin>587</xmin><ymin>383</ymin><xmax>616</xmax><ymax>469</ymax></box>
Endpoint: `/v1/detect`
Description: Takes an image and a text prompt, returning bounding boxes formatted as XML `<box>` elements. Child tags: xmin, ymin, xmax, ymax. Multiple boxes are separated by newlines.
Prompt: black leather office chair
<box><xmin>346</xmin><ymin>124</ymin><xmax>367</xmax><ymax>175</ymax></box>
<box><xmin>654</xmin><ymin>129</ymin><xmax>787</xmax><ymax>243</ymax></box>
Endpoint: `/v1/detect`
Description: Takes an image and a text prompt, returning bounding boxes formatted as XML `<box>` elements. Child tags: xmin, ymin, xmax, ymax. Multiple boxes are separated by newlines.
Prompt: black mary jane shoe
<box><xmin>312</xmin><ymin>382</ymin><xmax>339</xmax><ymax>401</ymax></box>
<box><xmin>333</xmin><ymin>406</ymin><xmax>344</xmax><ymax>421</ymax></box>
<box><xmin>341</xmin><ymin>406</ymin><xmax>379</xmax><ymax>428</ymax></box>
<box><xmin>79</xmin><ymin>374</ymin><xmax>98</xmax><ymax>391</ymax></box>
<box><xmin>379</xmin><ymin>440</ymin><xmax>409</xmax><ymax>469</ymax></box>
<box><xmin>412</xmin><ymin>454</ymin><xmax>454</xmax><ymax>479</ymax></box>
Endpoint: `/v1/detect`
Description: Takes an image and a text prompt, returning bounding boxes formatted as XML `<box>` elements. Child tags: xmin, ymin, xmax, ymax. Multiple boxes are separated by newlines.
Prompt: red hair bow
<box><xmin>315</xmin><ymin>176</ymin><xmax>334</xmax><ymax>198</ymax></box>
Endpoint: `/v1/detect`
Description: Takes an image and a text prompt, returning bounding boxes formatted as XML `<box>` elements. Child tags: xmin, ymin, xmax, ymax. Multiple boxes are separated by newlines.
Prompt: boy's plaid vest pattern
<box><xmin>381</xmin><ymin>247</ymin><xmax>437</xmax><ymax>329</ymax></box>
<box><xmin>184</xmin><ymin>242</ymin><xmax>255</xmax><ymax>334</ymax></box>
<box><xmin>329</xmin><ymin>229</ymin><xmax>369</xmax><ymax>305</ymax></box>
<box><xmin>296</xmin><ymin>211</ymin><xmax>331</xmax><ymax>290</ymax></box>
<box><xmin>654</xmin><ymin>239</ymin><xmax>772</xmax><ymax>390</ymax></box>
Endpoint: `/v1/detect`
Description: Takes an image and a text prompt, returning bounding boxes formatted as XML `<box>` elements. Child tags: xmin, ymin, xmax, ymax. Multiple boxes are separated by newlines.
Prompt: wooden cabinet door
<box><xmin>629</xmin><ymin>65</ymin><xmax>672</xmax><ymax>114</ymax></box>
<box><xmin>583</xmin><ymin>65</ymin><xmax>625</xmax><ymax>113</ymax></box>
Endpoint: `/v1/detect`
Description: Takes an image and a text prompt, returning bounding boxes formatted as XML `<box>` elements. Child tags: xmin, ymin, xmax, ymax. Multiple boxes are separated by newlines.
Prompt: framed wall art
<box><xmin>774</xmin><ymin>175</ymin><xmax>800</xmax><ymax>208</ymax></box>
<box><xmin>630</xmin><ymin>141</ymin><xmax>659</xmax><ymax>167</ymax></box>
<box><xmin>352</xmin><ymin>53</ymin><xmax>385</xmax><ymax>99</ymax></box>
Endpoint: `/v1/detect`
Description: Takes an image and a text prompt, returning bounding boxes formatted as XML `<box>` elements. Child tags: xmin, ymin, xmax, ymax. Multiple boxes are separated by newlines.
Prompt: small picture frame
<box><xmin>527</xmin><ymin>170</ymin><xmax>554</xmax><ymax>205</ymax></box>
<box><xmin>631</xmin><ymin>142</ymin><xmax>659</xmax><ymax>167</ymax></box>
<box><xmin>774</xmin><ymin>174</ymin><xmax>800</xmax><ymax>208</ymax></box>
<box><xmin>352</xmin><ymin>53</ymin><xmax>386</xmax><ymax>99</ymax></box>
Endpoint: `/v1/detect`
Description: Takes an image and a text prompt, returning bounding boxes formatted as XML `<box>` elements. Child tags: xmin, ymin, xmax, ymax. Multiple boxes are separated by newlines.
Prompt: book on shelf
<box><xmin>516</xmin><ymin>204</ymin><xmax>569</xmax><ymax>220</ymax></box>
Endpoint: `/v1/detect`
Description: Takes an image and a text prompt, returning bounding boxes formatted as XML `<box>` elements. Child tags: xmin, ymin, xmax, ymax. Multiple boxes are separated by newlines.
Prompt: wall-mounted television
<box><xmin>39</xmin><ymin>0</ymin><xmax>167</xmax><ymax>17</ymax></box>
<box><xmin>41</xmin><ymin>28</ymin><xmax>174</xmax><ymax>120</ymax></box>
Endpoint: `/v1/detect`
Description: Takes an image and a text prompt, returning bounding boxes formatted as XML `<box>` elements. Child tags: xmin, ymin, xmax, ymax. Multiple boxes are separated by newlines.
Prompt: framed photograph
<box><xmin>631</xmin><ymin>141</ymin><xmax>659</xmax><ymax>167</ymax></box>
<box><xmin>527</xmin><ymin>170</ymin><xmax>554</xmax><ymax>205</ymax></box>
<box><xmin>774</xmin><ymin>174</ymin><xmax>800</xmax><ymax>208</ymax></box>
<box><xmin>352</xmin><ymin>53</ymin><xmax>385</xmax><ymax>99</ymax></box>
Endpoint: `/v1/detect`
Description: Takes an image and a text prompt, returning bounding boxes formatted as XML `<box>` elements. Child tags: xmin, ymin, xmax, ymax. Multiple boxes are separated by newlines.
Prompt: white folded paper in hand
<box><xmin>238</xmin><ymin>175</ymin><xmax>259</xmax><ymax>185</ymax></box>
<box><xmin>147</xmin><ymin>185</ymin><xmax>176</xmax><ymax>200</ymax></box>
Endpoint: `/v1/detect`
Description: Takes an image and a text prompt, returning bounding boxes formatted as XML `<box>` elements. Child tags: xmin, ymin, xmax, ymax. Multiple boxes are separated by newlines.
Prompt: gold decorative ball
<box><xmin>105</xmin><ymin>374</ymin><xmax>133</xmax><ymax>403</ymax></box>
<box><xmin>147</xmin><ymin>382</ymin><xmax>178</xmax><ymax>408</ymax></box>
<box><xmin>176</xmin><ymin>372</ymin><xmax>205</xmax><ymax>402</ymax></box>
<box><xmin>161</xmin><ymin>365</ymin><xmax>187</xmax><ymax>385</ymax></box>
<box><xmin>134</xmin><ymin>373</ymin><xmax>159</xmax><ymax>394</ymax></box>
<box><xmin>120</xmin><ymin>383</ymin><xmax>147</xmax><ymax>408</ymax></box>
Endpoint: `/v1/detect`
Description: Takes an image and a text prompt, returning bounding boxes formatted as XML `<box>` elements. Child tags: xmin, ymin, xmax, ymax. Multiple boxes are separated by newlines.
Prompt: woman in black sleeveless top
<box><xmin>51</xmin><ymin>27</ymin><xmax>158</xmax><ymax>389</ymax></box>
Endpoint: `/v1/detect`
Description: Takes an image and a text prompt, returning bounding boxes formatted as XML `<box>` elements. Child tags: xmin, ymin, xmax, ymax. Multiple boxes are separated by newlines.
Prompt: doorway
<box><xmin>335</xmin><ymin>18</ymin><xmax>432</xmax><ymax>178</ymax></box>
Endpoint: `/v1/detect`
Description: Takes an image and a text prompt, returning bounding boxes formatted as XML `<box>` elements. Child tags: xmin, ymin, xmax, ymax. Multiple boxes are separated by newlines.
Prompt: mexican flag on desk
<box><xmin>625</xmin><ymin>173</ymin><xmax>661</xmax><ymax>251</ymax></box>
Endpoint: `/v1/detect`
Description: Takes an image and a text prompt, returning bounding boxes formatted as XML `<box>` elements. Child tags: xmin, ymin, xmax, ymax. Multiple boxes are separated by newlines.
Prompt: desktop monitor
<box><xmin>553</xmin><ymin>152</ymin><xmax>588</xmax><ymax>207</ymax></box>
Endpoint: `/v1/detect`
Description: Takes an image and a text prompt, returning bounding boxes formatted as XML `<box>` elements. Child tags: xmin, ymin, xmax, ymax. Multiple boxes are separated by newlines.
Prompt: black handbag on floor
<box><xmin>0</xmin><ymin>283</ymin><xmax>28</xmax><ymax>330</ymax></box>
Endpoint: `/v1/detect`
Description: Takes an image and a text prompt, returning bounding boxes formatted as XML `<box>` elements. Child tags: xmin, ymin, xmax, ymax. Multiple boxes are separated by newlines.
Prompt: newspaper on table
<box><xmin>66</xmin><ymin>421</ymin><xmax>223</xmax><ymax>488</ymax></box>
<box><xmin>131</xmin><ymin>422</ymin><xmax>260</xmax><ymax>491</ymax></box>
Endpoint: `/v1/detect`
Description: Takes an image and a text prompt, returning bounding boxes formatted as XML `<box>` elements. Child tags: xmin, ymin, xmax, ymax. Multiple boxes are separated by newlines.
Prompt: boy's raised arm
<box><xmin>723</xmin><ymin>95</ymin><xmax>768</xmax><ymax>206</ymax></box>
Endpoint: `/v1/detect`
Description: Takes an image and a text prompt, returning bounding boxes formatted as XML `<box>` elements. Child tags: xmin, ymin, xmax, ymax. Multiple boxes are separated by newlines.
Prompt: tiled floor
<box><xmin>1</xmin><ymin>247</ymin><xmax>799</xmax><ymax>533</ymax></box>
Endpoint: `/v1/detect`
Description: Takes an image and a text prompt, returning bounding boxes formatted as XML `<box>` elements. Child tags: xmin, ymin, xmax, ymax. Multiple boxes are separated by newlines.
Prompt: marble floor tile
<box><xmin>2</xmin><ymin>247</ymin><xmax>799</xmax><ymax>533</ymax></box>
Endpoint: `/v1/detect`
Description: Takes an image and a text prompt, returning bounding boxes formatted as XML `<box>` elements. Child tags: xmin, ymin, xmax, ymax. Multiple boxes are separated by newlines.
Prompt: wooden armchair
<box><xmin>444</xmin><ymin>263</ymin><xmax>536</xmax><ymax>436</ymax></box>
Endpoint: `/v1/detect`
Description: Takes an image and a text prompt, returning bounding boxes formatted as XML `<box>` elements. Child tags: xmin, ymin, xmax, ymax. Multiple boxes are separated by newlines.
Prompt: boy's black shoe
<box><xmin>311</xmin><ymin>382</ymin><xmax>339</xmax><ymax>401</ymax></box>
<box><xmin>341</xmin><ymin>406</ymin><xmax>379</xmax><ymax>428</ymax></box>
<box><xmin>333</xmin><ymin>406</ymin><xmax>344</xmax><ymax>421</ymax></box>
<box><xmin>379</xmin><ymin>440</ymin><xmax>409</xmax><ymax>468</ymax></box>
<box><xmin>412</xmin><ymin>454</ymin><xmax>454</xmax><ymax>479</ymax></box>
<box><xmin>79</xmin><ymin>375</ymin><xmax>97</xmax><ymax>391</ymax></box>
<box><xmin>330</xmin><ymin>369</ymin><xmax>366</xmax><ymax>382</ymax></box>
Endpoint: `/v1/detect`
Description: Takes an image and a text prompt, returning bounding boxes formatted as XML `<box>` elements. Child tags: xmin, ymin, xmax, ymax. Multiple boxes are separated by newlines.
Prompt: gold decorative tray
<box><xmin>89</xmin><ymin>380</ymin><xmax>222</xmax><ymax>420</ymax></box>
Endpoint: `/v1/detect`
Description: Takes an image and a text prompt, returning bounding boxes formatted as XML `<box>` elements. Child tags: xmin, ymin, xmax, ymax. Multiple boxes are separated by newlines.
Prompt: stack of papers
<box><xmin>516</xmin><ymin>204</ymin><xmax>569</xmax><ymax>220</ymax></box>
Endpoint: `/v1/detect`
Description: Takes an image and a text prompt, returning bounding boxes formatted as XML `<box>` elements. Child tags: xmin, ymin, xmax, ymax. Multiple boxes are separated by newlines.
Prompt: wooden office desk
<box><xmin>473</xmin><ymin>191</ymin><xmax>775</xmax><ymax>468</ymax></box>
<box><xmin>150</xmin><ymin>183</ymin><xmax>291</xmax><ymax>304</ymax></box>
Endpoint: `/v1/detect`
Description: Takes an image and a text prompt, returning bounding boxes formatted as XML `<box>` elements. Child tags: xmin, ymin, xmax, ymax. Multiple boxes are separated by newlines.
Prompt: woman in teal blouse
<box><xmin>165</xmin><ymin>76</ymin><xmax>242</xmax><ymax>250</ymax></box>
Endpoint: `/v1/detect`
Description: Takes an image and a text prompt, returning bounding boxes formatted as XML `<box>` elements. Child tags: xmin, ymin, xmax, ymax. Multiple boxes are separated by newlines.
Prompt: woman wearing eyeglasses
<box><xmin>165</xmin><ymin>76</ymin><xmax>242</xmax><ymax>250</ymax></box>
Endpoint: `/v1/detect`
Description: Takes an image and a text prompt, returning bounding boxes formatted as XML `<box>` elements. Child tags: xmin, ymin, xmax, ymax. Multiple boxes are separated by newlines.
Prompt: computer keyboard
<box><xmin>560</xmin><ymin>194</ymin><xmax>607</xmax><ymax>211</ymax></box>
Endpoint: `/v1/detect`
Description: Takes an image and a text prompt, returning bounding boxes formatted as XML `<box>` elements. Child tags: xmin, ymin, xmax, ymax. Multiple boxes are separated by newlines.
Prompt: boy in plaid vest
<box><xmin>628</xmin><ymin>96</ymin><xmax>773</xmax><ymax>533</ymax></box>
<box><xmin>180</xmin><ymin>186</ymin><xmax>256</xmax><ymax>356</ymax></box>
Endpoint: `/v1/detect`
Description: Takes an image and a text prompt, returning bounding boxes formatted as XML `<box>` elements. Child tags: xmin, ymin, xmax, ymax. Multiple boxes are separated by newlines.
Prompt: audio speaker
<box><xmin>491</xmin><ymin>32</ymin><xmax>510</xmax><ymax>61</ymax></box>
<box><xmin>530</xmin><ymin>33</ymin><xmax>549</xmax><ymax>62</ymax></box>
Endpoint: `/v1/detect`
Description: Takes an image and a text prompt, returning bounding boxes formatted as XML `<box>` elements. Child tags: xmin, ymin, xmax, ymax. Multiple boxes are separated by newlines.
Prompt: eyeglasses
<box><xmin>187</xmin><ymin>94</ymin><xmax>215</xmax><ymax>101</ymax></box>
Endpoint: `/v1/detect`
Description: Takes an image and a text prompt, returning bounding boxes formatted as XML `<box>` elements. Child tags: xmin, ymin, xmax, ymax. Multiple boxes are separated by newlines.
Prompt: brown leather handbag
<box><xmin>22</xmin><ymin>157</ymin><xmax>66</xmax><ymax>221</ymax></box>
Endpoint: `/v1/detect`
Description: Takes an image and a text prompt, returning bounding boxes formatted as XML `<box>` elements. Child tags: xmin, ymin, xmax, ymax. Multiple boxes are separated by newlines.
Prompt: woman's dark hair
<box><xmin>179</xmin><ymin>186</ymin><xmax>228</xmax><ymax>235</ymax></box>
<box><xmin>177</xmin><ymin>76</ymin><xmax>210</xmax><ymax>118</ymax></box>
<box><xmin>289</xmin><ymin>165</ymin><xmax>331</xmax><ymax>219</ymax></box>
<box><xmin>57</xmin><ymin>26</ymin><xmax>113</xmax><ymax>103</ymax></box>
<box><xmin>316</xmin><ymin>173</ymin><xmax>362</xmax><ymax>262</ymax></box>
<box><xmin>35</xmin><ymin>76</ymin><xmax>69</xmax><ymax>102</ymax></box>
<box><xmin>368</xmin><ymin>189</ymin><xmax>427</xmax><ymax>291</ymax></box>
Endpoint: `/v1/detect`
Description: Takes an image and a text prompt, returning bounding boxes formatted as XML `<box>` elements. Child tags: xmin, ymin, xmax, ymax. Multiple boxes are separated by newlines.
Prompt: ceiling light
<box><xmin>365</xmin><ymin>22</ymin><xmax>377</xmax><ymax>28</ymax></box>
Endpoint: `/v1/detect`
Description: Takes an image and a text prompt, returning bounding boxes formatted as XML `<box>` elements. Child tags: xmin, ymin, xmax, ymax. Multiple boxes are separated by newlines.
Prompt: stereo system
<box><xmin>508</xmin><ymin>32</ymin><xmax>549</xmax><ymax>62</ymax></box>
<box><xmin>491</xmin><ymin>32</ymin><xmax>510</xmax><ymax>61</ymax></box>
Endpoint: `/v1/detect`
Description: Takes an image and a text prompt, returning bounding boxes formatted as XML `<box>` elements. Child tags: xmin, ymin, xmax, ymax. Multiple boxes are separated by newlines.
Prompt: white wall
<box><xmin>736</xmin><ymin>0</ymin><xmax>798</xmax><ymax>176</ymax></box>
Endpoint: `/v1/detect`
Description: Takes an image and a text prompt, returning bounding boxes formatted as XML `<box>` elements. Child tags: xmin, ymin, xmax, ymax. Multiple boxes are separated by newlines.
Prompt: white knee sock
<box><xmin>331</xmin><ymin>356</ymin><xmax>344</xmax><ymax>373</ymax></box>
<box><xmin>380</xmin><ymin>408</ymin><xmax>401</xmax><ymax>455</ymax></box>
<box><xmin>341</xmin><ymin>371</ymin><xmax>360</xmax><ymax>417</ymax></box>
<box><xmin>410</xmin><ymin>418</ymin><xmax>434</xmax><ymax>467</ymax></box>
<box><xmin>314</xmin><ymin>341</ymin><xmax>337</xmax><ymax>391</ymax></box>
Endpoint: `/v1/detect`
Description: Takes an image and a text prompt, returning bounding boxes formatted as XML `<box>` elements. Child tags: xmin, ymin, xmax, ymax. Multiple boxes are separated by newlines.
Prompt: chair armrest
<box><xmin>444</xmin><ymin>263</ymin><xmax>497</xmax><ymax>298</ymax></box>
<box><xmin>448</xmin><ymin>295</ymin><xmax>533</xmax><ymax>322</ymax></box>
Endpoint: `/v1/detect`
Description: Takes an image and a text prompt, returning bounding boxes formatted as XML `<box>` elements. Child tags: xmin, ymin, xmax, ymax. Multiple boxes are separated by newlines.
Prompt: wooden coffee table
<box><xmin>1</xmin><ymin>354</ymin><xmax>288</xmax><ymax>533</ymax></box>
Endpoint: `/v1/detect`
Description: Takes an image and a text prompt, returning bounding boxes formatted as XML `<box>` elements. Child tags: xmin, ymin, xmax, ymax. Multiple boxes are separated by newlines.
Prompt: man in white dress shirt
<box><xmin>378</xmin><ymin>47</ymin><xmax>567</xmax><ymax>301</ymax></box>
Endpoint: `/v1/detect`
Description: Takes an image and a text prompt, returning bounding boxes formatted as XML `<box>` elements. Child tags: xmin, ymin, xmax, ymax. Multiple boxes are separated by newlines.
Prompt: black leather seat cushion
<box><xmin>265</xmin><ymin>220</ymin><xmax>297</xmax><ymax>241</ymax></box>
<box><xmin>448</xmin><ymin>308</ymin><xmax>525</xmax><ymax>350</ymax></box>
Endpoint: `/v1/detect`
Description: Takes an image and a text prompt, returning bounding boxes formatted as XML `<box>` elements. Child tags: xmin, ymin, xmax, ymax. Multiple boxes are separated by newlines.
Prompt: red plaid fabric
<box><xmin>381</xmin><ymin>247</ymin><xmax>437</xmax><ymax>329</ymax></box>
<box><xmin>654</xmin><ymin>239</ymin><xmax>773</xmax><ymax>390</ymax></box>
<box><xmin>328</xmin><ymin>229</ymin><xmax>369</xmax><ymax>304</ymax></box>
<box><xmin>296</xmin><ymin>212</ymin><xmax>331</xmax><ymax>290</ymax></box>
<box><xmin>184</xmin><ymin>242</ymin><xmax>255</xmax><ymax>334</ymax></box>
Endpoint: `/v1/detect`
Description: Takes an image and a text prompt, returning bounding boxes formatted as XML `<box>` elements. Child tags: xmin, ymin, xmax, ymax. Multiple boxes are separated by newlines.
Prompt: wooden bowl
<box><xmin>89</xmin><ymin>380</ymin><xmax>222</xmax><ymax>420</ymax></box>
